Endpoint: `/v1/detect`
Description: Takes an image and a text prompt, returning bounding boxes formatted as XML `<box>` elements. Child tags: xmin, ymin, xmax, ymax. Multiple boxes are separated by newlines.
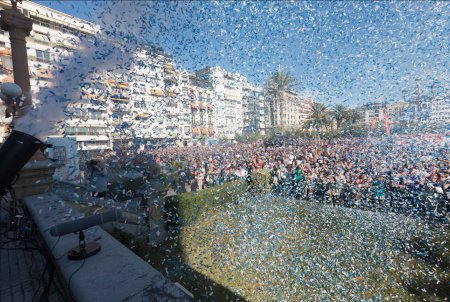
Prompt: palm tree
<box><xmin>266</xmin><ymin>70</ymin><xmax>297</xmax><ymax>128</ymax></box>
<box><xmin>348</xmin><ymin>108</ymin><xmax>362</xmax><ymax>125</ymax></box>
<box><xmin>332</xmin><ymin>104</ymin><xmax>349</xmax><ymax>129</ymax></box>
<box><xmin>304</xmin><ymin>102</ymin><xmax>331</xmax><ymax>133</ymax></box>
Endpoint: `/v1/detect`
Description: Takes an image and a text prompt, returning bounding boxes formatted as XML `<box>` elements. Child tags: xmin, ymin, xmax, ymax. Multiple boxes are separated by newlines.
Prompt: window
<box><xmin>36</xmin><ymin>50</ymin><xmax>51</xmax><ymax>63</ymax></box>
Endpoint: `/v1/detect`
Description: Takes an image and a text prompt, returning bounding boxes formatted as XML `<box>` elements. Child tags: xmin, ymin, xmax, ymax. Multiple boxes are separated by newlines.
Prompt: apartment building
<box><xmin>64</xmin><ymin>100</ymin><xmax>111</xmax><ymax>150</ymax></box>
<box><xmin>188</xmin><ymin>84</ymin><xmax>214</xmax><ymax>142</ymax></box>
<box><xmin>362</xmin><ymin>101</ymin><xmax>408</xmax><ymax>127</ymax></box>
<box><xmin>0</xmin><ymin>1</ymin><xmax>195</xmax><ymax>148</ymax></box>
<box><xmin>108</xmin><ymin>76</ymin><xmax>132</xmax><ymax>146</ymax></box>
<box><xmin>430</xmin><ymin>95</ymin><xmax>450</xmax><ymax>126</ymax></box>
<box><xmin>177</xmin><ymin>70</ymin><xmax>193</xmax><ymax>146</ymax></box>
<box><xmin>242</xmin><ymin>82</ymin><xmax>265</xmax><ymax>135</ymax></box>
<box><xmin>126</xmin><ymin>46</ymin><xmax>190</xmax><ymax>147</ymax></box>
<box><xmin>0</xmin><ymin>0</ymin><xmax>102</xmax><ymax>148</ymax></box>
<box><xmin>267</xmin><ymin>90</ymin><xmax>311</xmax><ymax>130</ymax></box>
<box><xmin>0</xmin><ymin>1</ymin><xmax>328</xmax><ymax>147</ymax></box>
<box><xmin>194</xmin><ymin>66</ymin><xmax>247</xmax><ymax>140</ymax></box>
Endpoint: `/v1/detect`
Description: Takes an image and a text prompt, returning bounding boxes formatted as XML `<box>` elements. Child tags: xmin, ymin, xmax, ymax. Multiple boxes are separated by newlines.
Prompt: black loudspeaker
<box><xmin>0</xmin><ymin>130</ymin><xmax>43</xmax><ymax>195</ymax></box>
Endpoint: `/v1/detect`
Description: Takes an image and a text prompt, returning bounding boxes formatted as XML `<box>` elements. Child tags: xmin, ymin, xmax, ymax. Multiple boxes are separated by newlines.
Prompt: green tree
<box><xmin>266</xmin><ymin>70</ymin><xmax>297</xmax><ymax>127</ymax></box>
<box><xmin>347</xmin><ymin>108</ymin><xmax>362</xmax><ymax>125</ymax></box>
<box><xmin>332</xmin><ymin>104</ymin><xmax>349</xmax><ymax>129</ymax></box>
<box><xmin>303</xmin><ymin>102</ymin><xmax>331</xmax><ymax>133</ymax></box>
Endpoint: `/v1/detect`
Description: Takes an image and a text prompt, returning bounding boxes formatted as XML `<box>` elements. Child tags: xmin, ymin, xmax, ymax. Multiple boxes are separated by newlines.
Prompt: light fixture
<box><xmin>0</xmin><ymin>82</ymin><xmax>43</xmax><ymax>197</ymax></box>
<box><xmin>0</xmin><ymin>130</ymin><xmax>44</xmax><ymax>197</ymax></box>
<box><xmin>1</xmin><ymin>82</ymin><xmax>22</xmax><ymax>118</ymax></box>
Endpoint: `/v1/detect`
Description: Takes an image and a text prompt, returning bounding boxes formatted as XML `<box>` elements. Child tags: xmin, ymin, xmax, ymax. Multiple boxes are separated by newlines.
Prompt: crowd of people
<box><xmin>82</xmin><ymin>134</ymin><xmax>450</xmax><ymax>221</ymax></box>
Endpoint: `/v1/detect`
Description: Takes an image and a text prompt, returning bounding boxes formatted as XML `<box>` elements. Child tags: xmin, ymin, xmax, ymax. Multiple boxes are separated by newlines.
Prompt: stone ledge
<box><xmin>23</xmin><ymin>192</ymin><xmax>194</xmax><ymax>302</ymax></box>
<box><xmin>12</xmin><ymin>160</ymin><xmax>63</xmax><ymax>199</ymax></box>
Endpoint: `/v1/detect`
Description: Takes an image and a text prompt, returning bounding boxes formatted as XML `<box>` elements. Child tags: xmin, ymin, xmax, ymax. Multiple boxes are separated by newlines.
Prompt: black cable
<box><xmin>68</xmin><ymin>257</ymin><xmax>86</xmax><ymax>302</ymax></box>
<box><xmin>31</xmin><ymin>252</ymin><xmax>50</xmax><ymax>302</ymax></box>
<box><xmin>40</xmin><ymin>260</ymin><xmax>55</xmax><ymax>302</ymax></box>
<box><xmin>0</xmin><ymin>246</ymin><xmax>42</xmax><ymax>251</ymax></box>
<box><xmin>29</xmin><ymin>244</ymin><xmax>68</xmax><ymax>302</ymax></box>
<box><xmin>31</xmin><ymin>236</ymin><xmax>61</xmax><ymax>302</ymax></box>
<box><xmin>1</xmin><ymin>235</ymin><xmax>38</xmax><ymax>246</ymax></box>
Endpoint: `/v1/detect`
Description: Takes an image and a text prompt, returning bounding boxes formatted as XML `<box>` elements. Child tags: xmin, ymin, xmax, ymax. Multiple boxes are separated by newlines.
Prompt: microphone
<box><xmin>50</xmin><ymin>209</ymin><xmax>122</xmax><ymax>237</ymax></box>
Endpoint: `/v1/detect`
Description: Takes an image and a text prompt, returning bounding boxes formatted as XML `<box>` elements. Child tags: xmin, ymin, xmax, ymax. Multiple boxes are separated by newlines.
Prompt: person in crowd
<box><xmin>86</xmin><ymin>159</ymin><xmax>109</xmax><ymax>198</ymax></box>
<box><xmin>82</xmin><ymin>134</ymin><xmax>449</xmax><ymax>222</ymax></box>
<box><xmin>245</xmin><ymin>161</ymin><xmax>254</xmax><ymax>193</ymax></box>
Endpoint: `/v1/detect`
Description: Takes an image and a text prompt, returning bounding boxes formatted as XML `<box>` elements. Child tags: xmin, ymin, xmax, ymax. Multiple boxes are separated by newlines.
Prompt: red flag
<box><xmin>384</xmin><ymin>112</ymin><xmax>391</xmax><ymax>136</ymax></box>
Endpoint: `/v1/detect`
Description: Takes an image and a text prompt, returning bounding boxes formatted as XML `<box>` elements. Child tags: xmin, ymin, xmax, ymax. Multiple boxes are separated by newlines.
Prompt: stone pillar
<box><xmin>0</xmin><ymin>6</ymin><xmax>33</xmax><ymax>110</ymax></box>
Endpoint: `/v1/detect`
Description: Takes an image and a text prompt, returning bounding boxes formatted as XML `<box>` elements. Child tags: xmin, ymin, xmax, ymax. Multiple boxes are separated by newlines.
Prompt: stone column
<box><xmin>0</xmin><ymin>6</ymin><xmax>33</xmax><ymax>110</ymax></box>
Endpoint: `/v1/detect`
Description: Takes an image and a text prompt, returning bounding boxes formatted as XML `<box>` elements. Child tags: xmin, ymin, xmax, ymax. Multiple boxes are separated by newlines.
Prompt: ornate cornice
<box><xmin>0</xmin><ymin>9</ymin><xmax>33</xmax><ymax>34</ymax></box>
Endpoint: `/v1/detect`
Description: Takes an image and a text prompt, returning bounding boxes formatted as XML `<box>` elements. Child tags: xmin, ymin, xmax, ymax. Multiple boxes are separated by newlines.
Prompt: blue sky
<box><xmin>37</xmin><ymin>1</ymin><xmax>450</xmax><ymax>106</ymax></box>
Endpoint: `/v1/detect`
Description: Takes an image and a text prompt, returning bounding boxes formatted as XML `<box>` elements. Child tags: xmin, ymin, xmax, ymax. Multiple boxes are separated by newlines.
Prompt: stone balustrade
<box><xmin>23</xmin><ymin>192</ymin><xmax>194</xmax><ymax>302</ymax></box>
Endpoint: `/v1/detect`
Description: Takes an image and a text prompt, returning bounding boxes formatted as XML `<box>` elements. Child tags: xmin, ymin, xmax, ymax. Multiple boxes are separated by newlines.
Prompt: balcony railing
<box><xmin>111</xmin><ymin>105</ymin><xmax>130</xmax><ymax>112</ymax></box>
<box><xmin>108</xmin><ymin>80</ymin><xmax>129</xmax><ymax>89</ymax></box>
<box><xmin>135</xmin><ymin>113</ymin><xmax>150</xmax><ymax>119</ymax></box>
<box><xmin>110</xmin><ymin>95</ymin><xmax>130</xmax><ymax>102</ymax></box>
<box><xmin>150</xmin><ymin>89</ymin><xmax>165</xmax><ymax>97</ymax></box>
<box><xmin>0</xmin><ymin>48</ymin><xmax>12</xmax><ymax>56</ymax></box>
<box><xmin>165</xmin><ymin>90</ymin><xmax>178</xmax><ymax>97</ymax></box>
<box><xmin>35</xmin><ymin>68</ymin><xmax>52</xmax><ymax>79</ymax></box>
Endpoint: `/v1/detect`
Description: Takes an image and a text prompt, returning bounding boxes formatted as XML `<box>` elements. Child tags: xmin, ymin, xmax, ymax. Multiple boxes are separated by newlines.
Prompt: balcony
<box><xmin>164</xmin><ymin>76</ymin><xmax>178</xmax><ymax>84</ymax></box>
<box><xmin>108</xmin><ymin>80</ymin><xmax>129</xmax><ymax>89</ymax></box>
<box><xmin>200</xmin><ymin>128</ymin><xmax>209</xmax><ymax>135</ymax></box>
<box><xmin>135</xmin><ymin>113</ymin><xmax>150</xmax><ymax>119</ymax></box>
<box><xmin>35</xmin><ymin>67</ymin><xmax>52</xmax><ymax>79</ymax></box>
<box><xmin>111</xmin><ymin>133</ymin><xmax>131</xmax><ymax>139</ymax></box>
<box><xmin>163</xmin><ymin>63</ymin><xmax>175</xmax><ymax>71</ymax></box>
<box><xmin>150</xmin><ymin>89</ymin><xmax>164</xmax><ymax>97</ymax></box>
<box><xmin>191</xmin><ymin>127</ymin><xmax>200</xmax><ymax>136</ymax></box>
<box><xmin>166</xmin><ymin>90</ymin><xmax>178</xmax><ymax>97</ymax></box>
<box><xmin>111</xmin><ymin>104</ymin><xmax>130</xmax><ymax>112</ymax></box>
<box><xmin>1</xmin><ymin>154</ymin><xmax>193</xmax><ymax>302</ymax></box>
<box><xmin>110</xmin><ymin>94</ymin><xmax>130</xmax><ymax>102</ymax></box>
<box><xmin>0</xmin><ymin>48</ymin><xmax>12</xmax><ymax>56</ymax></box>
<box><xmin>84</xmin><ymin>92</ymin><xmax>108</xmax><ymax>102</ymax></box>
